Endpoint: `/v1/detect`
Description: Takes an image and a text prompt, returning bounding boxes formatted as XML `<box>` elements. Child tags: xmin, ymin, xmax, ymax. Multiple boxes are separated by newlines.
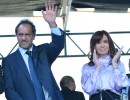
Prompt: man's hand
<box><xmin>42</xmin><ymin>0</ymin><xmax>57</xmax><ymax>28</ymax></box>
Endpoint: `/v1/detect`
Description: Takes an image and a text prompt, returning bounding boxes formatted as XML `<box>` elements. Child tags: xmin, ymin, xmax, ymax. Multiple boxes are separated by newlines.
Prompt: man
<box><xmin>2</xmin><ymin>0</ymin><xmax>64</xmax><ymax>100</ymax></box>
<box><xmin>121</xmin><ymin>73</ymin><xmax>130</xmax><ymax>100</ymax></box>
<box><xmin>0</xmin><ymin>65</ymin><xmax>4</xmax><ymax>94</ymax></box>
<box><xmin>126</xmin><ymin>74</ymin><xmax>130</xmax><ymax>100</ymax></box>
<box><xmin>60</xmin><ymin>76</ymin><xmax>85</xmax><ymax>100</ymax></box>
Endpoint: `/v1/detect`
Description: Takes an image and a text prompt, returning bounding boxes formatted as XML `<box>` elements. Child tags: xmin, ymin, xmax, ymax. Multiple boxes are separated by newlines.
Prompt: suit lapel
<box><xmin>15</xmin><ymin>50</ymin><xmax>33</xmax><ymax>85</ymax></box>
<box><xmin>32</xmin><ymin>46</ymin><xmax>38</xmax><ymax>70</ymax></box>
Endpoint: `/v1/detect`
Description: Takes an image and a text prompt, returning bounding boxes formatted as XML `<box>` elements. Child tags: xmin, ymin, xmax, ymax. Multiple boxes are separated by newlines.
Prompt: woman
<box><xmin>81</xmin><ymin>30</ymin><xmax>129</xmax><ymax>100</ymax></box>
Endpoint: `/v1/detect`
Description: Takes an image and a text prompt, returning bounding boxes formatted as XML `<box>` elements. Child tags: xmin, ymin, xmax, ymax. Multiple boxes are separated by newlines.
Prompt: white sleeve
<box><xmin>50</xmin><ymin>27</ymin><xmax>62</xmax><ymax>36</ymax></box>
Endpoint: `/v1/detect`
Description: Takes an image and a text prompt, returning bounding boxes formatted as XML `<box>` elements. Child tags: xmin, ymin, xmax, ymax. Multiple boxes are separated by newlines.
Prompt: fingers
<box><xmin>117</xmin><ymin>46</ymin><xmax>124</xmax><ymax>55</ymax></box>
<box><xmin>120</xmin><ymin>46</ymin><xmax>124</xmax><ymax>52</ymax></box>
<box><xmin>93</xmin><ymin>49</ymin><xmax>97</xmax><ymax>61</ymax></box>
<box><xmin>93</xmin><ymin>49</ymin><xmax>100</xmax><ymax>70</ymax></box>
<box><xmin>45</xmin><ymin>0</ymin><xmax>56</xmax><ymax>11</ymax></box>
<box><xmin>113</xmin><ymin>46</ymin><xmax>124</xmax><ymax>63</ymax></box>
<box><xmin>41</xmin><ymin>10</ymin><xmax>45</xmax><ymax>16</ymax></box>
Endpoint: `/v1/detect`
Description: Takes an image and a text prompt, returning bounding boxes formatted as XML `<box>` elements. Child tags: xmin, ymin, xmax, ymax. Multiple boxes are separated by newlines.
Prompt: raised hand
<box><xmin>112</xmin><ymin>46</ymin><xmax>124</xmax><ymax>69</ymax></box>
<box><xmin>42</xmin><ymin>0</ymin><xmax>57</xmax><ymax>27</ymax></box>
<box><xmin>93</xmin><ymin>49</ymin><xmax>100</xmax><ymax>71</ymax></box>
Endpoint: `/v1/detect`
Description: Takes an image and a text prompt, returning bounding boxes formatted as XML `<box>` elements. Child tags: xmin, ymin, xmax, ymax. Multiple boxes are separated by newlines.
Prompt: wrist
<box><xmin>48</xmin><ymin>22</ymin><xmax>57</xmax><ymax>28</ymax></box>
<box><xmin>112</xmin><ymin>62</ymin><xmax>118</xmax><ymax>69</ymax></box>
<box><xmin>96</xmin><ymin>66</ymin><xmax>100</xmax><ymax>71</ymax></box>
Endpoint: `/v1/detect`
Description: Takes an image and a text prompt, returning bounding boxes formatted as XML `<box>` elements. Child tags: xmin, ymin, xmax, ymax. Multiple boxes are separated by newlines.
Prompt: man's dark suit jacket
<box><xmin>61</xmin><ymin>87</ymin><xmax>85</xmax><ymax>100</ymax></box>
<box><xmin>2</xmin><ymin>33</ymin><xmax>64</xmax><ymax>100</ymax></box>
<box><xmin>128</xmin><ymin>85</ymin><xmax>130</xmax><ymax>100</ymax></box>
<box><xmin>126</xmin><ymin>74</ymin><xmax>130</xmax><ymax>100</ymax></box>
<box><xmin>0</xmin><ymin>65</ymin><xmax>4</xmax><ymax>94</ymax></box>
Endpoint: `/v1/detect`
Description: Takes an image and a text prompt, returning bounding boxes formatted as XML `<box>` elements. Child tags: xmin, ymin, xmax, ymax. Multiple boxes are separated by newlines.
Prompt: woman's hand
<box><xmin>93</xmin><ymin>49</ymin><xmax>100</xmax><ymax>71</ymax></box>
<box><xmin>112</xmin><ymin>46</ymin><xmax>124</xmax><ymax>69</ymax></box>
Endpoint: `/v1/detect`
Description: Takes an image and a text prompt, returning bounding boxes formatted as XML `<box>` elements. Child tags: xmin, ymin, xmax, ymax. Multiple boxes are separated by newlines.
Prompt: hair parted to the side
<box><xmin>60</xmin><ymin>76</ymin><xmax>75</xmax><ymax>89</ymax></box>
<box><xmin>15</xmin><ymin>19</ymin><xmax>36</xmax><ymax>35</ymax></box>
<box><xmin>88</xmin><ymin>30</ymin><xmax>117</xmax><ymax>66</ymax></box>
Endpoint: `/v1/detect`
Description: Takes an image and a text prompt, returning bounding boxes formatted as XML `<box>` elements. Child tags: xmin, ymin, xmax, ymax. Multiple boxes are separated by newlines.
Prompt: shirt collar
<box><xmin>18</xmin><ymin>46</ymin><xmax>33</xmax><ymax>56</ymax></box>
<box><xmin>98</xmin><ymin>55</ymin><xmax>111</xmax><ymax>63</ymax></box>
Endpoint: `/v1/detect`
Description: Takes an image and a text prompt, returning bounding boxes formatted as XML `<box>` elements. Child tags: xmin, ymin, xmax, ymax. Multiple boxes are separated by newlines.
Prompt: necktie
<box><xmin>26</xmin><ymin>51</ymin><xmax>45</xmax><ymax>100</ymax></box>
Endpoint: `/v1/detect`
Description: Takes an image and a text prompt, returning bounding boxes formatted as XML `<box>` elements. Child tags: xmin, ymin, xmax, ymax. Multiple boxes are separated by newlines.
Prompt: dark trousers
<box><xmin>89</xmin><ymin>90</ymin><xmax>120</xmax><ymax>100</ymax></box>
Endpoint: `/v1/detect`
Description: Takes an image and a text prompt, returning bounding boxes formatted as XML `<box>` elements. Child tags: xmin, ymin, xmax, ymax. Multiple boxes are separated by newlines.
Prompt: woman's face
<box><xmin>95</xmin><ymin>34</ymin><xmax>109</xmax><ymax>58</ymax></box>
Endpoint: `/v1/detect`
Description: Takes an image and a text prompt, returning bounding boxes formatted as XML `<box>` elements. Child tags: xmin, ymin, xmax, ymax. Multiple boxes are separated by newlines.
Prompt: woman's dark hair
<box><xmin>15</xmin><ymin>19</ymin><xmax>36</xmax><ymax>35</ymax></box>
<box><xmin>88</xmin><ymin>30</ymin><xmax>117</xmax><ymax>66</ymax></box>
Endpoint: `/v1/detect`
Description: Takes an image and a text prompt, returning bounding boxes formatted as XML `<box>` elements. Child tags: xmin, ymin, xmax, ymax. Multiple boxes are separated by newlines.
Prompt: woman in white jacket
<box><xmin>81</xmin><ymin>30</ymin><xmax>129</xmax><ymax>100</ymax></box>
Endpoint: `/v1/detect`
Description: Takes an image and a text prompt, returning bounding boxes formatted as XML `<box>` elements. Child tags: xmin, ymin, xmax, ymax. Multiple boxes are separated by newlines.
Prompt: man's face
<box><xmin>16</xmin><ymin>24</ymin><xmax>35</xmax><ymax>50</ymax></box>
<box><xmin>69</xmin><ymin>81</ymin><xmax>76</xmax><ymax>91</ymax></box>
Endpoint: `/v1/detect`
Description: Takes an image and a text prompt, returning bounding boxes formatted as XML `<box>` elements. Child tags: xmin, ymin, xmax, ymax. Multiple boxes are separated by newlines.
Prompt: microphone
<box><xmin>97</xmin><ymin>89</ymin><xmax>101</xmax><ymax>92</ymax></box>
<box><xmin>96</xmin><ymin>89</ymin><xmax>115</xmax><ymax>100</ymax></box>
<box><xmin>103</xmin><ymin>90</ymin><xmax>115</xmax><ymax>100</ymax></box>
<box><xmin>97</xmin><ymin>89</ymin><xmax>102</xmax><ymax>100</ymax></box>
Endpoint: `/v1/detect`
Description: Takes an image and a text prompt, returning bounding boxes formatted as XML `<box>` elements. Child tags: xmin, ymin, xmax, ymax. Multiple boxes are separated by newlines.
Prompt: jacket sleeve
<box><xmin>2</xmin><ymin>58</ymin><xmax>23</xmax><ymax>100</ymax></box>
<box><xmin>42</xmin><ymin>28</ymin><xmax>64</xmax><ymax>65</ymax></box>
<box><xmin>113</xmin><ymin>62</ymin><xmax>130</xmax><ymax>90</ymax></box>
<box><xmin>81</xmin><ymin>64</ymin><xmax>100</xmax><ymax>95</ymax></box>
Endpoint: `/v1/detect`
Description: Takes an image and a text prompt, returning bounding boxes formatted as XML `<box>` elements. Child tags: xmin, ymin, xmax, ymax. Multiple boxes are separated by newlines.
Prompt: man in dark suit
<box><xmin>60</xmin><ymin>76</ymin><xmax>85</xmax><ymax>100</ymax></box>
<box><xmin>0</xmin><ymin>65</ymin><xmax>4</xmax><ymax>94</ymax></box>
<box><xmin>2</xmin><ymin>0</ymin><xmax>64</xmax><ymax>100</ymax></box>
<box><xmin>126</xmin><ymin>74</ymin><xmax>130</xmax><ymax>100</ymax></box>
